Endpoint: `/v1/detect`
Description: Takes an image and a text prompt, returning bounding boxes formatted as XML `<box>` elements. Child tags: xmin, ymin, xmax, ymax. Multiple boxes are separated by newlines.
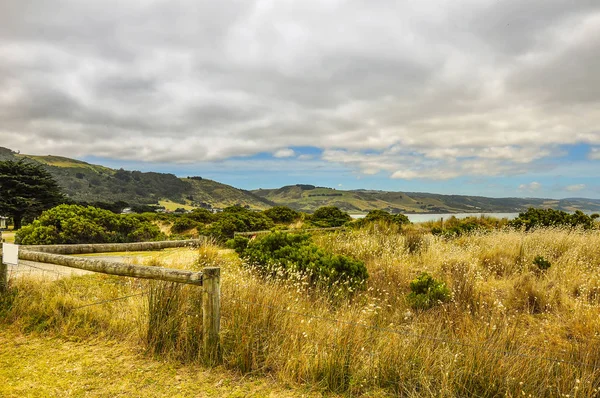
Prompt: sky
<box><xmin>1</xmin><ymin>0</ymin><xmax>599</xmax><ymax>198</ymax></box>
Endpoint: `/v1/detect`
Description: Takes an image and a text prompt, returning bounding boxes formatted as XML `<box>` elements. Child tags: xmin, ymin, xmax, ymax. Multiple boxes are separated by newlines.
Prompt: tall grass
<box><xmin>1</xmin><ymin>230</ymin><xmax>600</xmax><ymax>396</ymax></box>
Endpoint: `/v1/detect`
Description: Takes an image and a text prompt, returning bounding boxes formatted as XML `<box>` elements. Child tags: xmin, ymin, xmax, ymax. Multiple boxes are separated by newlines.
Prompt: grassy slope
<box><xmin>20</xmin><ymin>154</ymin><xmax>114</xmax><ymax>174</ymax></box>
<box><xmin>186</xmin><ymin>178</ymin><xmax>273</xmax><ymax>210</ymax></box>
<box><xmin>0</xmin><ymin>147</ymin><xmax>270</xmax><ymax>210</ymax></box>
<box><xmin>3</xmin><ymin>146</ymin><xmax>600</xmax><ymax>213</ymax></box>
<box><xmin>253</xmin><ymin>185</ymin><xmax>600</xmax><ymax>213</ymax></box>
<box><xmin>253</xmin><ymin>185</ymin><xmax>490</xmax><ymax>213</ymax></box>
<box><xmin>0</xmin><ymin>329</ymin><xmax>320</xmax><ymax>398</ymax></box>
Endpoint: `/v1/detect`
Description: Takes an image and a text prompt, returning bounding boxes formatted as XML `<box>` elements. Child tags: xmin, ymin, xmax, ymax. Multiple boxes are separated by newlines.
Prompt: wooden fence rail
<box><xmin>18</xmin><ymin>249</ymin><xmax>204</xmax><ymax>285</ymax></box>
<box><xmin>1</xmin><ymin>240</ymin><xmax>220</xmax><ymax>361</ymax></box>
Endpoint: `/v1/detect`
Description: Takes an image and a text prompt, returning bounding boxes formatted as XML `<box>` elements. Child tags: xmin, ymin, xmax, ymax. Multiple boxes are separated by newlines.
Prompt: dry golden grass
<box><xmin>2</xmin><ymin>228</ymin><xmax>600</xmax><ymax>396</ymax></box>
<box><xmin>2</xmin><ymin>231</ymin><xmax>15</xmax><ymax>243</ymax></box>
<box><xmin>0</xmin><ymin>328</ymin><xmax>324</xmax><ymax>398</ymax></box>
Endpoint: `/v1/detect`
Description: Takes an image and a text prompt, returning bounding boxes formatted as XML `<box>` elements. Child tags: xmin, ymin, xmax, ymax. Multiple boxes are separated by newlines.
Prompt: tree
<box><xmin>0</xmin><ymin>160</ymin><xmax>65</xmax><ymax>229</ymax></box>
<box><xmin>263</xmin><ymin>206</ymin><xmax>300</xmax><ymax>223</ymax></box>
<box><xmin>310</xmin><ymin>206</ymin><xmax>351</xmax><ymax>227</ymax></box>
<box><xmin>15</xmin><ymin>204</ymin><xmax>165</xmax><ymax>244</ymax></box>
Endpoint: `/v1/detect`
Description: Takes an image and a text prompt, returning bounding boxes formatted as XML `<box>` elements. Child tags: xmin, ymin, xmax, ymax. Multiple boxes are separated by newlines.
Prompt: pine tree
<box><xmin>0</xmin><ymin>160</ymin><xmax>66</xmax><ymax>229</ymax></box>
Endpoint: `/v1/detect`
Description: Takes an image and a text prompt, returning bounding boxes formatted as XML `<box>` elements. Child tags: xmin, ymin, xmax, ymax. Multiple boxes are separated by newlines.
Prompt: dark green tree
<box><xmin>310</xmin><ymin>206</ymin><xmax>351</xmax><ymax>227</ymax></box>
<box><xmin>0</xmin><ymin>160</ymin><xmax>66</xmax><ymax>229</ymax></box>
<box><xmin>263</xmin><ymin>206</ymin><xmax>300</xmax><ymax>223</ymax></box>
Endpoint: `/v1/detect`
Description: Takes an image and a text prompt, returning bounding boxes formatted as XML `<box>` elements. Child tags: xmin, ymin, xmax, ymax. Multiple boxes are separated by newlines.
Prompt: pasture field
<box><xmin>1</xmin><ymin>227</ymin><xmax>599</xmax><ymax>397</ymax></box>
<box><xmin>1</xmin><ymin>231</ymin><xmax>15</xmax><ymax>243</ymax></box>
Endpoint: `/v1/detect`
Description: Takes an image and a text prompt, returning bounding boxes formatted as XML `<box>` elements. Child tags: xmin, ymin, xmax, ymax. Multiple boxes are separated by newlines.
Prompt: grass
<box><xmin>0</xmin><ymin>328</ymin><xmax>321</xmax><ymax>398</ymax></box>
<box><xmin>2</xmin><ymin>228</ymin><xmax>600</xmax><ymax>396</ymax></box>
<box><xmin>2</xmin><ymin>231</ymin><xmax>15</xmax><ymax>243</ymax></box>
<box><xmin>18</xmin><ymin>154</ymin><xmax>113</xmax><ymax>173</ymax></box>
<box><xmin>158</xmin><ymin>200</ymin><xmax>196</xmax><ymax>211</ymax></box>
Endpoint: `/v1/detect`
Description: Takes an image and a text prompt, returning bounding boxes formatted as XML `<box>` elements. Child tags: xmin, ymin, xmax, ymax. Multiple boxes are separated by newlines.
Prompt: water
<box><xmin>351</xmin><ymin>212</ymin><xmax>520</xmax><ymax>223</ymax></box>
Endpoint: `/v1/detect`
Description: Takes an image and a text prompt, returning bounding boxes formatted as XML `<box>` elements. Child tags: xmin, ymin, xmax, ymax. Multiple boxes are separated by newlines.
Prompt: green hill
<box><xmin>252</xmin><ymin>185</ymin><xmax>600</xmax><ymax>214</ymax></box>
<box><xmin>2</xmin><ymin>147</ymin><xmax>599</xmax><ymax>214</ymax></box>
<box><xmin>0</xmin><ymin>147</ymin><xmax>272</xmax><ymax>210</ymax></box>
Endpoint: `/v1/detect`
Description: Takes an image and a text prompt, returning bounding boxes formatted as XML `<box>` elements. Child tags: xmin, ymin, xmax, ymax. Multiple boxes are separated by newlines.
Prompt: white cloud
<box><xmin>590</xmin><ymin>147</ymin><xmax>600</xmax><ymax>160</ymax></box>
<box><xmin>518</xmin><ymin>182</ymin><xmax>542</xmax><ymax>192</ymax></box>
<box><xmin>297</xmin><ymin>154</ymin><xmax>314</xmax><ymax>160</ymax></box>
<box><xmin>565</xmin><ymin>184</ymin><xmax>586</xmax><ymax>192</ymax></box>
<box><xmin>273</xmin><ymin>148</ymin><xmax>295</xmax><ymax>158</ymax></box>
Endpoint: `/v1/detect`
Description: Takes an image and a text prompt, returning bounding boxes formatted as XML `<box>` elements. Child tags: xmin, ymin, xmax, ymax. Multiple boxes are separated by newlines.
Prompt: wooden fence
<box><xmin>1</xmin><ymin>239</ymin><xmax>220</xmax><ymax>361</ymax></box>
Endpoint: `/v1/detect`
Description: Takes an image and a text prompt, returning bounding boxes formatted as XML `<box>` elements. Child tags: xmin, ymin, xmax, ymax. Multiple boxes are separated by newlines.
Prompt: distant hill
<box><xmin>2</xmin><ymin>146</ymin><xmax>599</xmax><ymax>214</ymax></box>
<box><xmin>252</xmin><ymin>184</ymin><xmax>600</xmax><ymax>213</ymax></box>
<box><xmin>0</xmin><ymin>147</ymin><xmax>272</xmax><ymax>210</ymax></box>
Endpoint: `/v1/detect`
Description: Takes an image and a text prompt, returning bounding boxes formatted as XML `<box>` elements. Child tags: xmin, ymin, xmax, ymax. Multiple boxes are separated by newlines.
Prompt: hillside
<box><xmin>252</xmin><ymin>185</ymin><xmax>600</xmax><ymax>213</ymax></box>
<box><xmin>0</xmin><ymin>147</ymin><xmax>271</xmax><ymax>210</ymax></box>
<box><xmin>2</xmin><ymin>146</ymin><xmax>599</xmax><ymax>214</ymax></box>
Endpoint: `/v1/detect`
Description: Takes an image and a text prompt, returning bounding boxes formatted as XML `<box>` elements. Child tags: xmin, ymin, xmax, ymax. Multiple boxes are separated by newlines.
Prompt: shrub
<box><xmin>407</xmin><ymin>272</ymin><xmax>451</xmax><ymax>309</ymax></box>
<box><xmin>207</xmin><ymin>210</ymin><xmax>274</xmax><ymax>242</ymax></box>
<box><xmin>170</xmin><ymin>217</ymin><xmax>198</xmax><ymax>234</ymax></box>
<box><xmin>263</xmin><ymin>206</ymin><xmax>300</xmax><ymax>224</ymax></box>
<box><xmin>226</xmin><ymin>235</ymin><xmax>250</xmax><ymax>253</ymax></box>
<box><xmin>236</xmin><ymin>232</ymin><xmax>368</xmax><ymax>290</ymax></box>
<box><xmin>532</xmin><ymin>255</ymin><xmax>551</xmax><ymax>271</ymax></box>
<box><xmin>15</xmin><ymin>204</ymin><xmax>165</xmax><ymax>244</ymax></box>
<box><xmin>366</xmin><ymin>210</ymin><xmax>410</xmax><ymax>225</ymax></box>
<box><xmin>310</xmin><ymin>206</ymin><xmax>351</xmax><ymax>228</ymax></box>
<box><xmin>353</xmin><ymin>210</ymin><xmax>411</xmax><ymax>229</ymax></box>
<box><xmin>509</xmin><ymin>208</ymin><xmax>595</xmax><ymax>230</ymax></box>
<box><xmin>186</xmin><ymin>209</ymin><xmax>215</xmax><ymax>223</ymax></box>
<box><xmin>430</xmin><ymin>215</ymin><xmax>508</xmax><ymax>237</ymax></box>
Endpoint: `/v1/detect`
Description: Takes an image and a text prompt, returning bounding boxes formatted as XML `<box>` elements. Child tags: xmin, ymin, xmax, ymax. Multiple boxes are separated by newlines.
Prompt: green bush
<box><xmin>15</xmin><ymin>204</ymin><xmax>165</xmax><ymax>244</ymax></box>
<box><xmin>533</xmin><ymin>255</ymin><xmax>551</xmax><ymax>271</ymax></box>
<box><xmin>430</xmin><ymin>215</ymin><xmax>508</xmax><ymax>237</ymax></box>
<box><xmin>226</xmin><ymin>235</ymin><xmax>250</xmax><ymax>252</ymax></box>
<box><xmin>171</xmin><ymin>218</ymin><xmax>198</xmax><ymax>234</ymax></box>
<box><xmin>352</xmin><ymin>210</ymin><xmax>411</xmax><ymax>229</ymax></box>
<box><xmin>263</xmin><ymin>206</ymin><xmax>300</xmax><ymax>224</ymax></box>
<box><xmin>407</xmin><ymin>273</ymin><xmax>451</xmax><ymax>309</ymax></box>
<box><xmin>236</xmin><ymin>232</ymin><xmax>368</xmax><ymax>290</ymax></box>
<box><xmin>186</xmin><ymin>209</ymin><xmax>215</xmax><ymax>223</ymax></box>
<box><xmin>310</xmin><ymin>206</ymin><xmax>351</xmax><ymax>228</ymax></box>
<box><xmin>366</xmin><ymin>210</ymin><xmax>410</xmax><ymax>225</ymax></box>
<box><xmin>509</xmin><ymin>208</ymin><xmax>595</xmax><ymax>230</ymax></box>
<box><xmin>207</xmin><ymin>209</ymin><xmax>274</xmax><ymax>241</ymax></box>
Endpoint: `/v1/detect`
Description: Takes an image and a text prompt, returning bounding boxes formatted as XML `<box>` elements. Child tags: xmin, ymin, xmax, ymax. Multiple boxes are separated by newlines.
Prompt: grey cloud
<box><xmin>0</xmin><ymin>0</ymin><xmax>599</xmax><ymax>178</ymax></box>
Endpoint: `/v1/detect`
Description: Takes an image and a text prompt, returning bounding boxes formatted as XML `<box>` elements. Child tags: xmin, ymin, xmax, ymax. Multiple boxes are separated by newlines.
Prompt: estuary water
<box><xmin>351</xmin><ymin>212</ymin><xmax>520</xmax><ymax>223</ymax></box>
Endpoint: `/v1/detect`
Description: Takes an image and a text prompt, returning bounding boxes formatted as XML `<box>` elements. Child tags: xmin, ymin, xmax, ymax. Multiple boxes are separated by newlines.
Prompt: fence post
<box><xmin>0</xmin><ymin>261</ymin><xmax>6</xmax><ymax>294</ymax></box>
<box><xmin>202</xmin><ymin>267</ymin><xmax>221</xmax><ymax>363</ymax></box>
<box><xmin>0</xmin><ymin>244</ymin><xmax>7</xmax><ymax>294</ymax></box>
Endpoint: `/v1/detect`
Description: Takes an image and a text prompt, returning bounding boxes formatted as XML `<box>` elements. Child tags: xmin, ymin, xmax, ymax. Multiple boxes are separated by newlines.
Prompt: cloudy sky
<box><xmin>1</xmin><ymin>0</ymin><xmax>599</xmax><ymax>198</ymax></box>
